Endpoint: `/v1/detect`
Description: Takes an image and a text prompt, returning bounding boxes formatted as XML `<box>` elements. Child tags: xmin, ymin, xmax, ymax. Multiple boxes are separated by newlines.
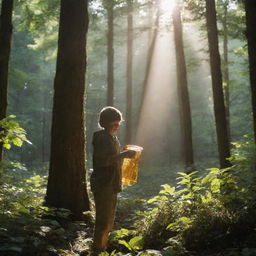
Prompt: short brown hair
<box><xmin>98</xmin><ymin>106</ymin><xmax>123</xmax><ymax>128</ymax></box>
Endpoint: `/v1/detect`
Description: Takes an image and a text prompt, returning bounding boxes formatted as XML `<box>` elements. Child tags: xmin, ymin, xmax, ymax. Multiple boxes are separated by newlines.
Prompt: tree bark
<box><xmin>0</xmin><ymin>0</ymin><xmax>14</xmax><ymax>162</ymax></box>
<box><xmin>222</xmin><ymin>0</ymin><xmax>231</xmax><ymax>142</ymax></box>
<box><xmin>205</xmin><ymin>0</ymin><xmax>231</xmax><ymax>168</ymax></box>
<box><xmin>244</xmin><ymin>0</ymin><xmax>256</xmax><ymax>143</ymax></box>
<box><xmin>147</xmin><ymin>1</ymin><xmax>153</xmax><ymax>47</ymax></box>
<box><xmin>42</xmin><ymin>87</ymin><xmax>48</xmax><ymax>162</ymax></box>
<box><xmin>45</xmin><ymin>0</ymin><xmax>90</xmax><ymax>219</ymax></box>
<box><xmin>125</xmin><ymin>0</ymin><xmax>133</xmax><ymax>144</ymax></box>
<box><xmin>172</xmin><ymin>0</ymin><xmax>194</xmax><ymax>169</ymax></box>
<box><xmin>107</xmin><ymin>1</ymin><xmax>114</xmax><ymax>106</ymax></box>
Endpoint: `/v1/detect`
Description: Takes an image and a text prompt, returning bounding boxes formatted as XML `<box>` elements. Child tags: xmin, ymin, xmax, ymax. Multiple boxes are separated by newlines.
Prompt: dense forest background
<box><xmin>4</xmin><ymin>0</ymin><xmax>252</xmax><ymax>166</ymax></box>
<box><xmin>0</xmin><ymin>0</ymin><xmax>256</xmax><ymax>255</ymax></box>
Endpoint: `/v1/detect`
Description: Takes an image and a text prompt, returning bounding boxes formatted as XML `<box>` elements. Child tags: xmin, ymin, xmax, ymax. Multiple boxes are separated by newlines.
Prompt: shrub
<box><xmin>134</xmin><ymin>135</ymin><xmax>256</xmax><ymax>252</ymax></box>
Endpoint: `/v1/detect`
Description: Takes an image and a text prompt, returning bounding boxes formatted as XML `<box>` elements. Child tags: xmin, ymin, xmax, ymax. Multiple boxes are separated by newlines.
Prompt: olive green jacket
<box><xmin>90</xmin><ymin>130</ymin><xmax>122</xmax><ymax>193</ymax></box>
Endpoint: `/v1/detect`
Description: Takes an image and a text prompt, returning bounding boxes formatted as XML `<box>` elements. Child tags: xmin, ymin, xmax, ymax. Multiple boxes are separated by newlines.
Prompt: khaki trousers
<box><xmin>93</xmin><ymin>186</ymin><xmax>117</xmax><ymax>250</ymax></box>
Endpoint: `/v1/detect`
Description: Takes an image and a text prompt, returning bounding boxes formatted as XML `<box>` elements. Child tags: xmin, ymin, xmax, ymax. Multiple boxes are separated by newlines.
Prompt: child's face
<box><xmin>106</xmin><ymin>120</ymin><xmax>121</xmax><ymax>135</ymax></box>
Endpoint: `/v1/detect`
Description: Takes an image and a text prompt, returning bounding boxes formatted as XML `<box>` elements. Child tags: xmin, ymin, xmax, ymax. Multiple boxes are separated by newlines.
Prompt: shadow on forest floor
<box><xmin>1</xmin><ymin>160</ymin><xmax>256</xmax><ymax>256</ymax></box>
<box><xmin>1</xmin><ymin>200</ymin><xmax>256</xmax><ymax>256</ymax></box>
<box><xmin>0</xmin><ymin>211</ymin><xmax>94</xmax><ymax>256</ymax></box>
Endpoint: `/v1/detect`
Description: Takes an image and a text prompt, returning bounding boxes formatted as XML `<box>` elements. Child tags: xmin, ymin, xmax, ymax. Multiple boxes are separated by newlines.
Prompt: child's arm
<box><xmin>93</xmin><ymin>134</ymin><xmax>135</xmax><ymax>167</ymax></box>
<box><xmin>102</xmin><ymin>150</ymin><xmax>135</xmax><ymax>166</ymax></box>
<box><xmin>118</xmin><ymin>150</ymin><xmax>136</xmax><ymax>159</ymax></box>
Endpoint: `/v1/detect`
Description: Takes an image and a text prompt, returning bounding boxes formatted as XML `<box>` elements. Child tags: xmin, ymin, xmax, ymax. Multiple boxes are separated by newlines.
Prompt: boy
<box><xmin>90</xmin><ymin>106</ymin><xmax>135</xmax><ymax>253</ymax></box>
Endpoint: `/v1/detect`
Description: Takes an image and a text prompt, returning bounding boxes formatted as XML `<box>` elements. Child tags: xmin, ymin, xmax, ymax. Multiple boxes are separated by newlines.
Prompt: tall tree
<box><xmin>45</xmin><ymin>0</ymin><xmax>90</xmax><ymax>219</ymax></box>
<box><xmin>172</xmin><ymin>0</ymin><xmax>194</xmax><ymax>169</ymax></box>
<box><xmin>147</xmin><ymin>0</ymin><xmax>154</xmax><ymax>47</ymax></box>
<box><xmin>221</xmin><ymin>0</ymin><xmax>231</xmax><ymax>141</ymax></box>
<box><xmin>0</xmin><ymin>0</ymin><xmax>14</xmax><ymax>161</ymax></box>
<box><xmin>125</xmin><ymin>0</ymin><xmax>133</xmax><ymax>144</ymax></box>
<box><xmin>106</xmin><ymin>0</ymin><xmax>114</xmax><ymax>106</ymax></box>
<box><xmin>205</xmin><ymin>0</ymin><xmax>231</xmax><ymax>168</ymax></box>
<box><xmin>244</xmin><ymin>0</ymin><xmax>256</xmax><ymax>143</ymax></box>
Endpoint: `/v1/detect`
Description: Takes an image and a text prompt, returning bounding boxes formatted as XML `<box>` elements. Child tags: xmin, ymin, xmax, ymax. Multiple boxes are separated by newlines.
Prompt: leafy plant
<box><xmin>0</xmin><ymin>170</ymin><xmax>47</xmax><ymax>215</ymax></box>
<box><xmin>167</xmin><ymin>217</ymin><xmax>192</xmax><ymax>232</ymax></box>
<box><xmin>98</xmin><ymin>250</ymin><xmax>117</xmax><ymax>256</ymax></box>
<box><xmin>118</xmin><ymin>235</ymin><xmax>144</xmax><ymax>252</ymax></box>
<box><xmin>109</xmin><ymin>228</ymin><xmax>132</xmax><ymax>241</ymax></box>
<box><xmin>0</xmin><ymin>115</ymin><xmax>31</xmax><ymax>150</ymax></box>
<box><xmin>134</xmin><ymin>137</ymin><xmax>256</xmax><ymax>251</ymax></box>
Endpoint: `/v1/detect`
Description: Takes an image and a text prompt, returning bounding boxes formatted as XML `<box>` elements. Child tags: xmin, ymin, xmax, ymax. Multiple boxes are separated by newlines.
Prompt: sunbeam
<box><xmin>135</xmin><ymin>26</ymin><xmax>181</xmax><ymax>166</ymax></box>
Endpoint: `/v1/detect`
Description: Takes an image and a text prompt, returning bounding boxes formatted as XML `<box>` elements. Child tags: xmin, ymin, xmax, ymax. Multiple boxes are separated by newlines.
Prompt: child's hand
<box><xmin>123</xmin><ymin>145</ymin><xmax>129</xmax><ymax>150</ymax></box>
<box><xmin>121</xmin><ymin>150</ymin><xmax>136</xmax><ymax>159</ymax></box>
<box><xmin>126</xmin><ymin>150</ymin><xmax>136</xmax><ymax>158</ymax></box>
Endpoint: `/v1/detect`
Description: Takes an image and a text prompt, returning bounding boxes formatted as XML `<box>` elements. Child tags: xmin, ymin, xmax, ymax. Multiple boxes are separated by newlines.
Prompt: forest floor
<box><xmin>1</xmin><ymin>203</ymin><xmax>256</xmax><ymax>256</ymax></box>
<box><xmin>0</xmin><ymin>210</ymin><xmax>94</xmax><ymax>256</ymax></box>
<box><xmin>1</xmin><ymin>163</ymin><xmax>256</xmax><ymax>256</ymax></box>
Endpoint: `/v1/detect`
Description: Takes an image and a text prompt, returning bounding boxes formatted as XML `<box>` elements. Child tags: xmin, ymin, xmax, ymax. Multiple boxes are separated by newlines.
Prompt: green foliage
<box><xmin>0</xmin><ymin>206</ymin><xmax>92</xmax><ymax>256</ymax></box>
<box><xmin>0</xmin><ymin>115</ymin><xmax>31</xmax><ymax>150</ymax></box>
<box><xmin>98</xmin><ymin>250</ymin><xmax>117</xmax><ymax>256</ymax></box>
<box><xmin>0</xmin><ymin>115</ymin><xmax>39</xmax><ymax>215</ymax></box>
<box><xmin>134</xmin><ymin>136</ymin><xmax>256</xmax><ymax>251</ymax></box>
<box><xmin>166</xmin><ymin>217</ymin><xmax>192</xmax><ymax>232</ymax></box>
<box><xmin>0</xmin><ymin>162</ymin><xmax>47</xmax><ymax>215</ymax></box>
<box><xmin>17</xmin><ymin>0</ymin><xmax>59</xmax><ymax>34</ymax></box>
<box><xmin>118</xmin><ymin>235</ymin><xmax>144</xmax><ymax>252</ymax></box>
<box><xmin>8</xmin><ymin>28</ymin><xmax>54</xmax><ymax>164</ymax></box>
<box><xmin>217</xmin><ymin>0</ymin><xmax>246</xmax><ymax>40</ymax></box>
<box><xmin>109</xmin><ymin>228</ymin><xmax>145</xmax><ymax>254</ymax></box>
<box><xmin>184</xmin><ymin>0</ymin><xmax>206</xmax><ymax>20</ymax></box>
<box><xmin>109</xmin><ymin>228</ymin><xmax>133</xmax><ymax>241</ymax></box>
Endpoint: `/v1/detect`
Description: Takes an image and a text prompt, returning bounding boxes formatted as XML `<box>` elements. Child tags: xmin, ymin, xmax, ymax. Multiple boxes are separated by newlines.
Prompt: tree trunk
<box><xmin>0</xmin><ymin>0</ymin><xmax>14</xmax><ymax>162</ymax></box>
<box><xmin>205</xmin><ymin>0</ymin><xmax>231</xmax><ymax>168</ymax></box>
<box><xmin>222</xmin><ymin>0</ymin><xmax>231</xmax><ymax>142</ymax></box>
<box><xmin>172</xmin><ymin>0</ymin><xmax>194</xmax><ymax>169</ymax></box>
<box><xmin>45</xmin><ymin>0</ymin><xmax>90</xmax><ymax>220</ymax></box>
<box><xmin>147</xmin><ymin>1</ymin><xmax>153</xmax><ymax>47</ymax></box>
<box><xmin>244</xmin><ymin>0</ymin><xmax>256</xmax><ymax>143</ymax></box>
<box><xmin>107</xmin><ymin>1</ymin><xmax>114</xmax><ymax>106</ymax></box>
<box><xmin>125</xmin><ymin>0</ymin><xmax>133</xmax><ymax>144</ymax></box>
<box><xmin>42</xmin><ymin>87</ymin><xmax>47</xmax><ymax>162</ymax></box>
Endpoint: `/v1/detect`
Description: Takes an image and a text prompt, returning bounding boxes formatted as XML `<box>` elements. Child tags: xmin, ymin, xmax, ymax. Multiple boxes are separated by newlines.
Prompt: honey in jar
<box><xmin>121</xmin><ymin>145</ymin><xmax>143</xmax><ymax>186</ymax></box>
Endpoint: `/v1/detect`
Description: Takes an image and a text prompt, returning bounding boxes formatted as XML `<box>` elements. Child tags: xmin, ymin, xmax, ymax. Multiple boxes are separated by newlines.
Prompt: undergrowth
<box><xmin>119</xmin><ymin>135</ymin><xmax>256</xmax><ymax>255</ymax></box>
<box><xmin>1</xmin><ymin>122</ymin><xmax>256</xmax><ymax>256</ymax></box>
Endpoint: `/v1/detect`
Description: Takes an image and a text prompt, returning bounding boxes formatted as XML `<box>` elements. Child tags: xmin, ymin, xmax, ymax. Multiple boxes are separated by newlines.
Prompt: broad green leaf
<box><xmin>182</xmin><ymin>193</ymin><xmax>192</xmax><ymax>199</ymax></box>
<box><xmin>177</xmin><ymin>178</ymin><xmax>190</xmax><ymax>185</ymax></box>
<box><xmin>207</xmin><ymin>168</ymin><xmax>220</xmax><ymax>175</ymax></box>
<box><xmin>110</xmin><ymin>228</ymin><xmax>131</xmax><ymax>241</ymax></box>
<box><xmin>147</xmin><ymin>195</ymin><xmax>167</xmax><ymax>203</ymax></box>
<box><xmin>160</xmin><ymin>184</ymin><xmax>175</xmax><ymax>195</ymax></box>
<box><xmin>3</xmin><ymin>143</ymin><xmax>11</xmax><ymax>149</ymax></box>
<box><xmin>187</xmin><ymin>171</ymin><xmax>199</xmax><ymax>177</ymax></box>
<box><xmin>201</xmin><ymin>173</ymin><xmax>215</xmax><ymax>184</ymax></box>
<box><xmin>166</xmin><ymin>222</ymin><xmax>177</xmax><ymax>230</ymax></box>
<box><xmin>119</xmin><ymin>239</ymin><xmax>132</xmax><ymax>251</ymax></box>
<box><xmin>178</xmin><ymin>217</ymin><xmax>191</xmax><ymax>224</ymax></box>
<box><xmin>177</xmin><ymin>172</ymin><xmax>188</xmax><ymax>176</ymax></box>
<box><xmin>12</xmin><ymin>138</ymin><xmax>23</xmax><ymax>147</ymax></box>
<box><xmin>129</xmin><ymin>235</ymin><xmax>144</xmax><ymax>250</ymax></box>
